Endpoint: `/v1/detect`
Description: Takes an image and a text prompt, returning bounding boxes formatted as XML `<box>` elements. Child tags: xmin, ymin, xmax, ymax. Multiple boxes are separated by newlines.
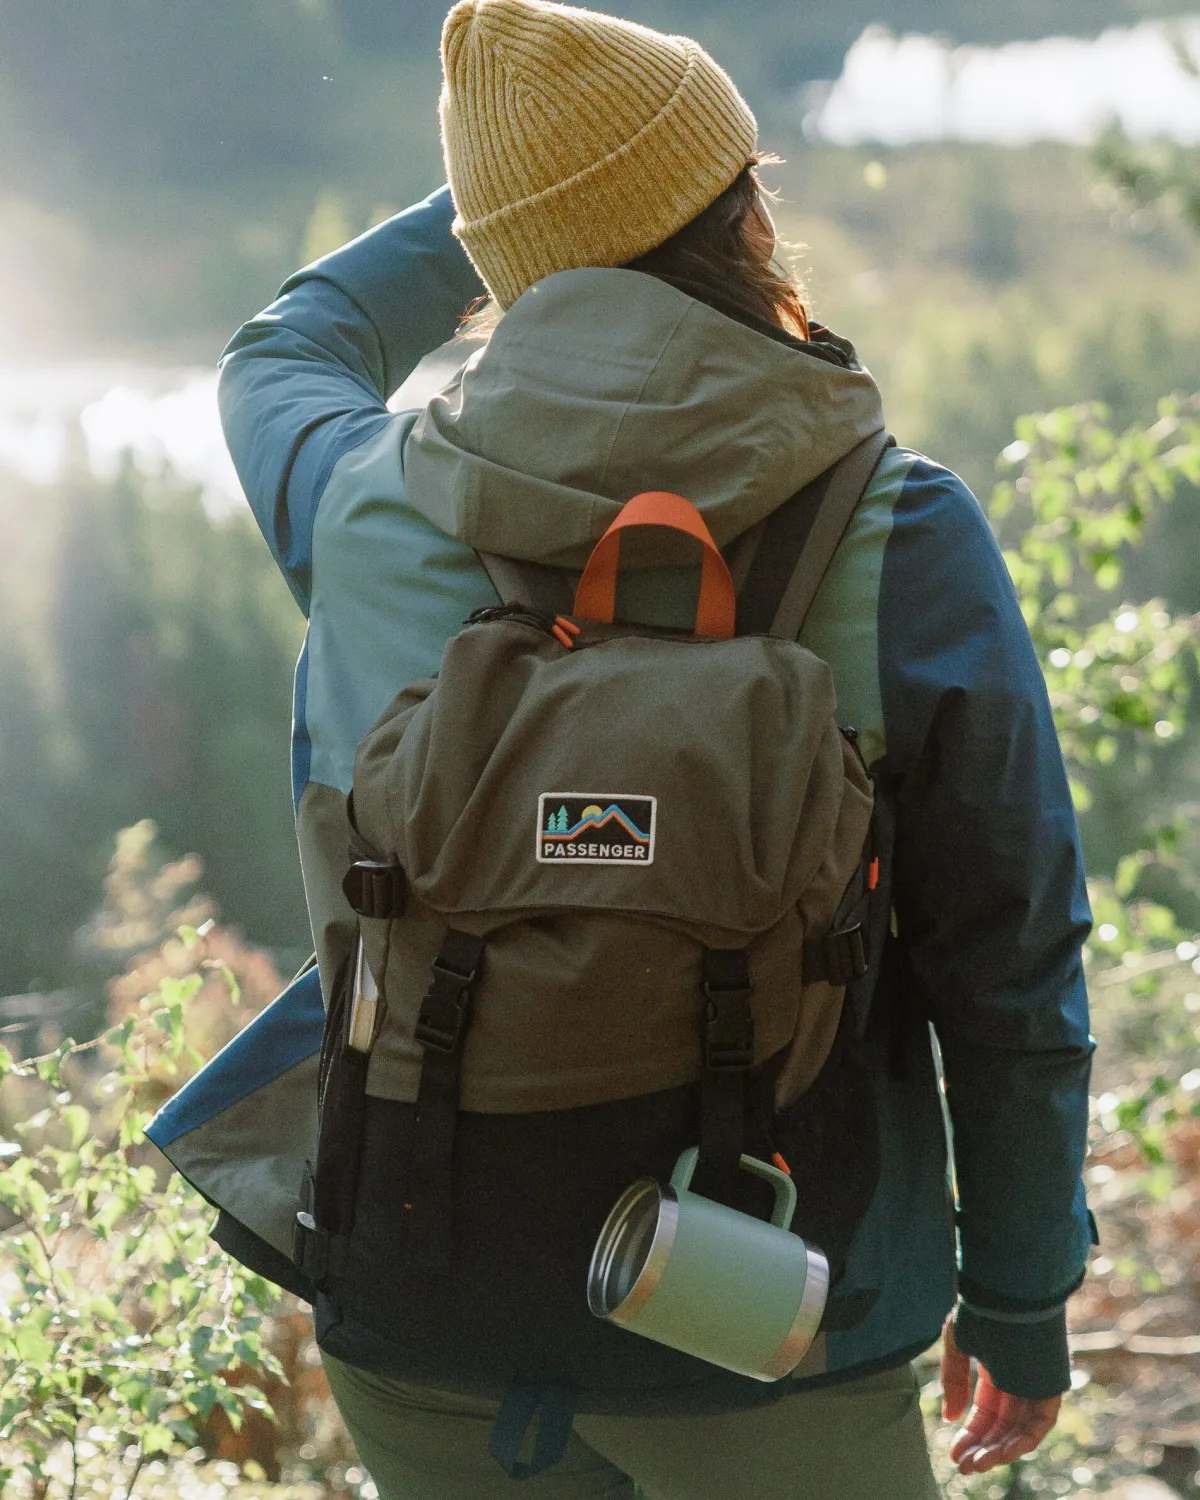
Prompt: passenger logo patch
<box><xmin>536</xmin><ymin>794</ymin><xmax>656</xmax><ymax>865</ymax></box>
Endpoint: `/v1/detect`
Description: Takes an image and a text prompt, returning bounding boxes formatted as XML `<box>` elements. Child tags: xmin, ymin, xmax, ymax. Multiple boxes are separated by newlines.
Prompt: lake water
<box><xmin>808</xmin><ymin>16</ymin><xmax>1200</xmax><ymax>146</ymax></box>
<box><xmin>0</xmin><ymin>350</ymin><xmax>463</xmax><ymax>517</ymax></box>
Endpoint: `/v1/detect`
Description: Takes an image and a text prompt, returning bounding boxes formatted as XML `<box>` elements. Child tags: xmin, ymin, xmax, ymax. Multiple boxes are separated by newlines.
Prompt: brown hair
<box><xmin>624</xmin><ymin>157</ymin><xmax>809</xmax><ymax>340</ymax></box>
<box><xmin>459</xmin><ymin>156</ymin><xmax>808</xmax><ymax>342</ymax></box>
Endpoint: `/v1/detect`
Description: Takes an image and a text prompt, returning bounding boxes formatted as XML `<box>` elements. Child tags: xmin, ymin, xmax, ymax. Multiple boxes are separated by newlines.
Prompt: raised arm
<box><xmin>217</xmin><ymin>185</ymin><xmax>484</xmax><ymax>611</ymax></box>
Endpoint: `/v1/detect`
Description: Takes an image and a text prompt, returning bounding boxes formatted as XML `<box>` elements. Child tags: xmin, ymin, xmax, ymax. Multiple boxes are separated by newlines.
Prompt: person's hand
<box><xmin>940</xmin><ymin>1313</ymin><xmax>1062</xmax><ymax>1475</ymax></box>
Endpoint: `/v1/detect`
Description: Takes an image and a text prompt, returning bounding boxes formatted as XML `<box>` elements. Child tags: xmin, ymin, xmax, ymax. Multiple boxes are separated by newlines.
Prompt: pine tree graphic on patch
<box><xmin>536</xmin><ymin>793</ymin><xmax>656</xmax><ymax>865</ymax></box>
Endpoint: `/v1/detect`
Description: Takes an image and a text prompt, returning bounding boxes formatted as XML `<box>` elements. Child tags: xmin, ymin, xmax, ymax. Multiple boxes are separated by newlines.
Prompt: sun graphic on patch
<box><xmin>580</xmin><ymin>804</ymin><xmax>603</xmax><ymax>818</ymax></box>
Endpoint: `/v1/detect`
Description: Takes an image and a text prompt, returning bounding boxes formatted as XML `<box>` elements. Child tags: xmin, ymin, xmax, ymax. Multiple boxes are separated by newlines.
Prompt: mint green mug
<box><xmin>586</xmin><ymin>1146</ymin><xmax>828</xmax><ymax>1381</ymax></box>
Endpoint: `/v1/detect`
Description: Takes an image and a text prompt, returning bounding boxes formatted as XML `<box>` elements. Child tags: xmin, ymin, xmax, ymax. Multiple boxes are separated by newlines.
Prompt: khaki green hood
<box><xmin>403</xmin><ymin>268</ymin><xmax>885</xmax><ymax>566</ymax></box>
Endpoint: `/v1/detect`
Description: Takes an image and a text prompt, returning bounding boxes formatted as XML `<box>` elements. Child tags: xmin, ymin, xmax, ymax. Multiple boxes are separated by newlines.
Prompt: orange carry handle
<box><xmin>573</xmin><ymin>491</ymin><xmax>736</xmax><ymax>639</ymax></box>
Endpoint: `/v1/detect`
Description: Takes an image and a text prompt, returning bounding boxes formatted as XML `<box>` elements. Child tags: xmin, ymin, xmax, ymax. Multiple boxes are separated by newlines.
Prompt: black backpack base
<box><xmin>309</xmin><ymin>997</ymin><xmax>881</xmax><ymax>1418</ymax></box>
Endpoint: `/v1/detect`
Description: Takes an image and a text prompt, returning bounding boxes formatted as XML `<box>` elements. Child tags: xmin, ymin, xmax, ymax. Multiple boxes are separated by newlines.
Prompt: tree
<box><xmin>0</xmin><ymin>457</ymin><xmax>309</xmax><ymax>1000</ymax></box>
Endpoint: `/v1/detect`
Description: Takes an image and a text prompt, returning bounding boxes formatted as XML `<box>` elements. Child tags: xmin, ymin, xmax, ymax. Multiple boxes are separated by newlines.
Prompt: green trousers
<box><xmin>322</xmin><ymin>1356</ymin><xmax>941</xmax><ymax>1500</ymax></box>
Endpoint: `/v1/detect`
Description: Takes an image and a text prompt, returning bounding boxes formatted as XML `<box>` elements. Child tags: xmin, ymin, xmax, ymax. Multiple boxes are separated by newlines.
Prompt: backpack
<box><xmin>292</xmin><ymin>430</ymin><xmax>895</xmax><ymax>1468</ymax></box>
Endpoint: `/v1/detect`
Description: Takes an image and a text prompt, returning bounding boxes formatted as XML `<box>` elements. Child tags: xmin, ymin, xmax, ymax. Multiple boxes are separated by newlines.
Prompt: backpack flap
<box><xmin>355</xmin><ymin>622</ymin><xmax>862</xmax><ymax>932</ymax></box>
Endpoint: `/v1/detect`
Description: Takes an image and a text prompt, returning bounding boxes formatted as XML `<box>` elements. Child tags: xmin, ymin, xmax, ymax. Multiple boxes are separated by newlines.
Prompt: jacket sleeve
<box><xmin>217</xmin><ymin>185</ymin><xmax>484</xmax><ymax>612</ymax></box>
<box><xmin>878</xmin><ymin>457</ymin><xmax>1094</xmax><ymax>1398</ymax></box>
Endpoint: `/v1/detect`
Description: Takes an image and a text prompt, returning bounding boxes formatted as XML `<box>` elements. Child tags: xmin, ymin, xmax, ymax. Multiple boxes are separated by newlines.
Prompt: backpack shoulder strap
<box><xmin>736</xmin><ymin>428</ymin><xmax>895</xmax><ymax>640</ymax></box>
<box><xmin>475</xmin><ymin>552</ymin><xmax>576</xmax><ymax>616</ymax></box>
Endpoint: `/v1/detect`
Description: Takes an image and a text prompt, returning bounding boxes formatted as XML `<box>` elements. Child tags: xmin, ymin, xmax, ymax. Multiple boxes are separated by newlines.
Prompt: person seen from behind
<box><xmin>217</xmin><ymin>2</ymin><xmax>1096</xmax><ymax>1495</ymax></box>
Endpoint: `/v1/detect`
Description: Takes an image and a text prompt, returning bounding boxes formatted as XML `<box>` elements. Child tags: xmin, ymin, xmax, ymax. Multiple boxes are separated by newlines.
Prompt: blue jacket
<box><xmin>148</xmin><ymin>185</ymin><xmax>1094</xmax><ymax>1400</ymax></box>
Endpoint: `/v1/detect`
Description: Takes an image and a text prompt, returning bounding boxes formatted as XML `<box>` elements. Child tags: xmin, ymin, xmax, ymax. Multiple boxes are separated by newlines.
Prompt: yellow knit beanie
<box><xmin>440</xmin><ymin>0</ymin><xmax>758</xmax><ymax>308</ymax></box>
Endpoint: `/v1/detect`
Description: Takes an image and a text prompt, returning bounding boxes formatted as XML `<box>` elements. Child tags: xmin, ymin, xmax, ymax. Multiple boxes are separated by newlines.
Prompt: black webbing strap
<box><xmin>736</xmin><ymin>430</ymin><xmax>895</xmax><ymax>640</ymax></box>
<box><xmin>293</xmin><ymin>1160</ymin><xmax>350</xmax><ymax>1285</ymax></box>
<box><xmin>802</xmin><ymin>817</ymin><xmax>887</xmax><ymax>1036</ymax></box>
<box><xmin>297</xmin><ymin>942</ymin><xmax>364</xmax><ymax>1289</ymax></box>
<box><xmin>342</xmin><ymin>858</ymin><xmax>406</xmax><ymax>919</ymax></box>
<box><xmin>810</xmin><ymin>790</ymin><xmax>896</xmax><ymax>1044</ymax></box>
<box><xmin>406</xmin><ymin>928</ymin><xmax>485</xmax><ymax>1264</ymax></box>
<box><xmin>489</xmin><ymin>1382</ymin><xmax>577</xmax><ymax>1480</ymax></box>
<box><xmin>693</xmin><ymin>949</ymin><xmax>754</xmax><ymax>1204</ymax></box>
<box><xmin>736</xmin><ymin>471</ymin><xmax>835</xmax><ymax>636</ymax></box>
<box><xmin>804</xmin><ymin>821</ymin><xmax>874</xmax><ymax>991</ymax></box>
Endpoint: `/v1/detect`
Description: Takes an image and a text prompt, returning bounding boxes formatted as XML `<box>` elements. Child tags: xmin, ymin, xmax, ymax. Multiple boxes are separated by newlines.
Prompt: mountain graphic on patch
<box><xmin>536</xmin><ymin>793</ymin><xmax>656</xmax><ymax>865</ymax></box>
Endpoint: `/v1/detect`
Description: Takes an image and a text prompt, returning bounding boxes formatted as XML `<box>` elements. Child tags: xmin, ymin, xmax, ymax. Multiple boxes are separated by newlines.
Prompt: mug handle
<box><xmin>671</xmin><ymin>1146</ymin><xmax>798</xmax><ymax>1231</ymax></box>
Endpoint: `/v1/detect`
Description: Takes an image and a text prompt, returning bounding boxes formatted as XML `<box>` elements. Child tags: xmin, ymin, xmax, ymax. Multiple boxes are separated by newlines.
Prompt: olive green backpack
<box><xmin>294</xmin><ymin>431</ymin><xmax>895</xmax><ymax>1464</ymax></box>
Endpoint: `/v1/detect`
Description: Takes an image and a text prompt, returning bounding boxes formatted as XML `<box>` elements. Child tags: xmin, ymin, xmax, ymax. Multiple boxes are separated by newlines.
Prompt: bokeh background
<box><xmin>2</xmin><ymin>0</ymin><xmax>1200</xmax><ymax>1009</ymax></box>
<box><xmin>2</xmin><ymin>4</ymin><xmax>1200</xmax><ymax>1497</ymax></box>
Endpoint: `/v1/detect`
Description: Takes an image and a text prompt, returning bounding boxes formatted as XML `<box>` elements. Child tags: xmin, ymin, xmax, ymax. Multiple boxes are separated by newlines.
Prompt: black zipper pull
<box><xmin>465</xmin><ymin>602</ymin><xmax>560</xmax><ymax>634</ymax></box>
<box><xmin>465</xmin><ymin>602</ymin><xmax>581</xmax><ymax>649</ymax></box>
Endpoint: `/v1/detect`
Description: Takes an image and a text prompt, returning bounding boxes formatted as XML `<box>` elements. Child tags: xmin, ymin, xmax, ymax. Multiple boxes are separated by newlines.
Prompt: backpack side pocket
<box><xmin>296</xmin><ymin>939</ymin><xmax>371</xmax><ymax>1288</ymax></box>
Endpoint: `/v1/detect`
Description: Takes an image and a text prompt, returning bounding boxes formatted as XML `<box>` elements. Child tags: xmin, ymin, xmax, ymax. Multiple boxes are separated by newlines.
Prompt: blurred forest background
<box><xmin>1</xmin><ymin>4</ymin><xmax>1200</xmax><ymax>1495</ymax></box>
<box><xmin>2</xmin><ymin>0</ymin><xmax>1200</xmax><ymax>1009</ymax></box>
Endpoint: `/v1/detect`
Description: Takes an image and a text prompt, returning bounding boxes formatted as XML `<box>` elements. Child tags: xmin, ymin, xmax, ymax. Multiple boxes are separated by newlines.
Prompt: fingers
<box><xmin>939</xmin><ymin>1314</ymin><xmax>974</xmax><ymax>1422</ymax></box>
<box><xmin>948</xmin><ymin>1373</ymin><xmax>1005</xmax><ymax>1468</ymax></box>
<box><xmin>956</xmin><ymin>1415</ymin><xmax>1054</xmax><ymax>1474</ymax></box>
<box><xmin>951</xmin><ymin>1389</ymin><xmax>1062</xmax><ymax>1475</ymax></box>
<box><xmin>938</xmin><ymin>1324</ymin><xmax>1064</xmax><ymax>1474</ymax></box>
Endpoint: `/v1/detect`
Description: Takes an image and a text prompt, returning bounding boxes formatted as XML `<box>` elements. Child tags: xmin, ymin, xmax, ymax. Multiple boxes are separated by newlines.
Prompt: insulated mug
<box><xmin>587</xmin><ymin>1146</ymin><xmax>829</xmax><ymax>1380</ymax></box>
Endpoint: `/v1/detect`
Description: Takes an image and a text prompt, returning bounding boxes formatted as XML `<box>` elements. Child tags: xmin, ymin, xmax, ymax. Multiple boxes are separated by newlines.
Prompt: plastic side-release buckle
<box><xmin>702</xmin><ymin>950</ymin><xmax>755</xmax><ymax>1072</ymax></box>
<box><xmin>415</xmin><ymin>932</ymin><xmax>484</xmax><ymax>1053</ymax></box>
<box><xmin>342</xmin><ymin>858</ymin><xmax>406</xmax><ymax>920</ymax></box>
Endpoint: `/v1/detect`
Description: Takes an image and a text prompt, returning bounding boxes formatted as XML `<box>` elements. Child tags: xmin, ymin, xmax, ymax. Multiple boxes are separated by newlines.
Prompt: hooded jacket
<box><xmin>147</xmin><ymin>186</ymin><xmax>1094</xmax><ymax>1400</ymax></box>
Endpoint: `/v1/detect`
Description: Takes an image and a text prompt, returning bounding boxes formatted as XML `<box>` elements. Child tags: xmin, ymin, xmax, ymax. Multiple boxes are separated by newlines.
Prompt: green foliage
<box><xmin>0</xmin><ymin>938</ymin><xmax>281</xmax><ymax>1497</ymax></box>
<box><xmin>0</xmin><ymin>459</ymin><xmax>308</xmax><ymax>998</ymax></box>
<box><xmin>990</xmin><ymin>395</ymin><xmax>1200</xmax><ymax>785</ymax></box>
<box><xmin>1094</xmin><ymin>126</ymin><xmax>1200</xmax><ymax>238</ymax></box>
<box><xmin>988</xmin><ymin>394</ymin><xmax>1200</xmax><ymax>1165</ymax></box>
<box><xmin>772</xmin><ymin>144</ymin><xmax>1200</xmax><ymax>511</ymax></box>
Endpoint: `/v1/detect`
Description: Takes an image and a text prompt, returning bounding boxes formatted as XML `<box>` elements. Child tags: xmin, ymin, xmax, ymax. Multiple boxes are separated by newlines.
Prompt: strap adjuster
<box><xmin>292</xmin><ymin>1210</ymin><xmax>346</xmax><ymax>1283</ymax></box>
<box><xmin>704</xmin><ymin>1022</ymin><xmax>755</xmax><ymax>1070</ymax></box>
<box><xmin>415</xmin><ymin>933</ymin><xmax>484</xmax><ymax>1053</ymax></box>
<box><xmin>702</xmin><ymin>949</ymin><xmax>755</xmax><ymax>1072</ymax></box>
<box><xmin>806</xmin><ymin>923</ymin><xmax>869</xmax><ymax>986</ymax></box>
<box><xmin>342</xmin><ymin>857</ymin><xmax>406</xmax><ymax>919</ymax></box>
<box><xmin>415</xmin><ymin>979</ymin><xmax>473</xmax><ymax>1053</ymax></box>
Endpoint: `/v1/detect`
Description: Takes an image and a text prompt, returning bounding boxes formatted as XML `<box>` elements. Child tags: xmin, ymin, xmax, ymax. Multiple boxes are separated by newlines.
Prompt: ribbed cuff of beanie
<box><xmin>952</xmin><ymin>1299</ymin><xmax>1072</xmax><ymax>1400</ymax></box>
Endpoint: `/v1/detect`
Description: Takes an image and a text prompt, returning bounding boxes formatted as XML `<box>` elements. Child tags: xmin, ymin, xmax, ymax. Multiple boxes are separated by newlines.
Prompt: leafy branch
<box><xmin>989</xmin><ymin>395</ymin><xmax>1200</xmax><ymax>1162</ymax></box>
<box><xmin>0</xmin><ymin>932</ymin><xmax>280</xmax><ymax>1497</ymax></box>
<box><xmin>992</xmin><ymin>394</ymin><xmax>1200</xmax><ymax>796</ymax></box>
